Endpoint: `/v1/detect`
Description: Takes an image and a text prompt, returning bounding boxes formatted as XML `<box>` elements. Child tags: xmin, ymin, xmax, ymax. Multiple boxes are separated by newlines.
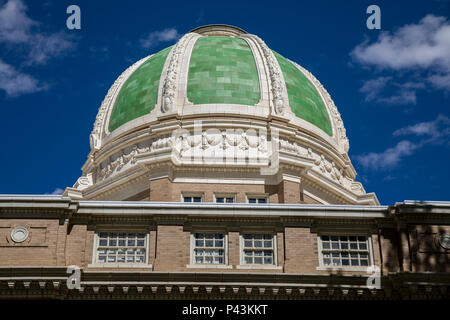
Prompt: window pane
<box><xmin>258</xmin><ymin>198</ymin><xmax>266</xmax><ymax>203</ymax></box>
<box><xmin>193</xmin><ymin>197</ymin><xmax>202</xmax><ymax>202</ymax></box>
<box><xmin>184</xmin><ymin>197</ymin><xmax>191</xmax><ymax>202</ymax></box>
<box><xmin>254</xmin><ymin>257</ymin><xmax>263</xmax><ymax>264</ymax></box>
<box><xmin>205</xmin><ymin>240</ymin><xmax>214</xmax><ymax>247</ymax></box>
<box><xmin>226</xmin><ymin>198</ymin><xmax>234</xmax><ymax>203</ymax></box>
<box><xmin>248</xmin><ymin>198</ymin><xmax>256</xmax><ymax>203</ymax></box>
<box><xmin>216</xmin><ymin>197</ymin><xmax>224</xmax><ymax>203</ymax></box>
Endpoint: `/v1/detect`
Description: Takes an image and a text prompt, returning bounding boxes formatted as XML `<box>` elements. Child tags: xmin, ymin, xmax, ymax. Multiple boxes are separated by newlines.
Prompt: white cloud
<box><xmin>0</xmin><ymin>0</ymin><xmax>35</xmax><ymax>43</ymax></box>
<box><xmin>393</xmin><ymin>114</ymin><xmax>450</xmax><ymax>141</ymax></box>
<box><xmin>0</xmin><ymin>0</ymin><xmax>76</xmax><ymax>96</ymax></box>
<box><xmin>351</xmin><ymin>15</ymin><xmax>450</xmax><ymax>72</ymax></box>
<box><xmin>359</xmin><ymin>77</ymin><xmax>391</xmax><ymax>102</ymax></box>
<box><xmin>351</xmin><ymin>14</ymin><xmax>450</xmax><ymax>102</ymax></box>
<box><xmin>0</xmin><ymin>59</ymin><xmax>46</xmax><ymax>96</ymax></box>
<box><xmin>47</xmin><ymin>188</ymin><xmax>64</xmax><ymax>195</ymax></box>
<box><xmin>356</xmin><ymin>140</ymin><xmax>420</xmax><ymax>170</ymax></box>
<box><xmin>27</xmin><ymin>31</ymin><xmax>74</xmax><ymax>65</ymax></box>
<box><xmin>357</xmin><ymin>115</ymin><xmax>450</xmax><ymax>170</ymax></box>
<box><xmin>359</xmin><ymin>77</ymin><xmax>421</xmax><ymax>105</ymax></box>
<box><xmin>140</xmin><ymin>28</ymin><xmax>179</xmax><ymax>49</ymax></box>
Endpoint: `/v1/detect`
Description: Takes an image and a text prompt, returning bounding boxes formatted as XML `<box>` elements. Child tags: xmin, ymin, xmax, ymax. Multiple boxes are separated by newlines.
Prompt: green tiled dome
<box><xmin>108</xmin><ymin>46</ymin><xmax>172</xmax><ymax>132</ymax></box>
<box><xmin>273</xmin><ymin>51</ymin><xmax>332</xmax><ymax>136</ymax></box>
<box><xmin>107</xmin><ymin>34</ymin><xmax>332</xmax><ymax>136</ymax></box>
<box><xmin>187</xmin><ymin>36</ymin><xmax>260</xmax><ymax>105</ymax></box>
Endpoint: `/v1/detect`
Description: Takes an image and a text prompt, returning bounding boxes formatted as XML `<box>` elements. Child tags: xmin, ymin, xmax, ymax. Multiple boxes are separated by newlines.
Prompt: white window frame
<box><xmin>237</xmin><ymin>232</ymin><xmax>282</xmax><ymax>270</ymax></box>
<box><xmin>186</xmin><ymin>231</ymin><xmax>232</xmax><ymax>269</ymax></box>
<box><xmin>89</xmin><ymin>230</ymin><xmax>152</xmax><ymax>268</ymax></box>
<box><xmin>246</xmin><ymin>193</ymin><xmax>269</xmax><ymax>204</ymax></box>
<box><xmin>316</xmin><ymin>234</ymin><xmax>374</xmax><ymax>271</ymax></box>
<box><xmin>214</xmin><ymin>193</ymin><xmax>236</xmax><ymax>204</ymax></box>
<box><xmin>181</xmin><ymin>192</ymin><xmax>204</xmax><ymax>203</ymax></box>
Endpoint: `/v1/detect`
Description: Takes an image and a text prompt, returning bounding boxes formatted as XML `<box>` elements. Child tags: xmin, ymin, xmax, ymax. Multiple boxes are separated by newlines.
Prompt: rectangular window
<box><xmin>242</xmin><ymin>233</ymin><xmax>274</xmax><ymax>265</ymax></box>
<box><xmin>193</xmin><ymin>233</ymin><xmax>225</xmax><ymax>264</ymax></box>
<box><xmin>248</xmin><ymin>198</ymin><xmax>267</xmax><ymax>204</ymax></box>
<box><xmin>96</xmin><ymin>232</ymin><xmax>147</xmax><ymax>264</ymax></box>
<box><xmin>319</xmin><ymin>235</ymin><xmax>371</xmax><ymax>267</ymax></box>
<box><xmin>215</xmin><ymin>194</ymin><xmax>235</xmax><ymax>203</ymax></box>
<box><xmin>183</xmin><ymin>193</ymin><xmax>203</xmax><ymax>203</ymax></box>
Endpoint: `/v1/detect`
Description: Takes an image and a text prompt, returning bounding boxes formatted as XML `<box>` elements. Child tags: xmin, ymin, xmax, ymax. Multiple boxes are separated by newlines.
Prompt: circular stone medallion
<box><xmin>439</xmin><ymin>233</ymin><xmax>450</xmax><ymax>250</ymax></box>
<box><xmin>11</xmin><ymin>227</ymin><xmax>29</xmax><ymax>243</ymax></box>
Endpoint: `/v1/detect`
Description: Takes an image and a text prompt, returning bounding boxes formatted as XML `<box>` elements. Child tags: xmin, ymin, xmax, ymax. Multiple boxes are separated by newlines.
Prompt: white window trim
<box><xmin>316</xmin><ymin>234</ymin><xmax>374</xmax><ymax>272</ymax></box>
<box><xmin>88</xmin><ymin>230</ymin><xmax>152</xmax><ymax>268</ymax></box>
<box><xmin>214</xmin><ymin>193</ymin><xmax>236</xmax><ymax>203</ymax></box>
<box><xmin>186</xmin><ymin>231</ymin><xmax>232</xmax><ymax>269</ymax></box>
<box><xmin>246</xmin><ymin>193</ymin><xmax>269</xmax><ymax>204</ymax></box>
<box><xmin>237</xmin><ymin>232</ymin><xmax>281</xmax><ymax>270</ymax></box>
<box><xmin>181</xmin><ymin>192</ymin><xmax>204</xmax><ymax>202</ymax></box>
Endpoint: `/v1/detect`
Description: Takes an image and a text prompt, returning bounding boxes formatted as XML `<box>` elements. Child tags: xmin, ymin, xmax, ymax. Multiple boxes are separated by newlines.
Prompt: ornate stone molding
<box><xmin>160</xmin><ymin>33</ymin><xmax>197</xmax><ymax>113</ymax></box>
<box><xmin>73</xmin><ymin>173</ymin><xmax>93</xmax><ymax>190</ymax></box>
<box><xmin>249</xmin><ymin>35</ymin><xmax>287</xmax><ymax>115</ymax></box>
<box><xmin>89</xmin><ymin>55</ymin><xmax>152</xmax><ymax>150</ymax></box>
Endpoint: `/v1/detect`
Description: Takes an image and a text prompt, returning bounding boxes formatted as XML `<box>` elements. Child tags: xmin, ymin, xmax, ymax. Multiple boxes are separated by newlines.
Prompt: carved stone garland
<box><xmin>161</xmin><ymin>33</ymin><xmax>196</xmax><ymax>113</ymax></box>
<box><xmin>250</xmin><ymin>35</ymin><xmax>286</xmax><ymax>114</ymax></box>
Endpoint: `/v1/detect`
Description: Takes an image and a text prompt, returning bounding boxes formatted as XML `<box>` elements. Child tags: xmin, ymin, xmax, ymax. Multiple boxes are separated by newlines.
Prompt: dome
<box><xmin>69</xmin><ymin>25</ymin><xmax>378</xmax><ymax>205</ymax></box>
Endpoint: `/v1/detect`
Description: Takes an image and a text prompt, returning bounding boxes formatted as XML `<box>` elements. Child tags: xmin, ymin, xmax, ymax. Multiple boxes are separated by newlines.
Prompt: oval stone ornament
<box><xmin>11</xmin><ymin>227</ymin><xmax>29</xmax><ymax>243</ymax></box>
<box><xmin>439</xmin><ymin>234</ymin><xmax>450</xmax><ymax>250</ymax></box>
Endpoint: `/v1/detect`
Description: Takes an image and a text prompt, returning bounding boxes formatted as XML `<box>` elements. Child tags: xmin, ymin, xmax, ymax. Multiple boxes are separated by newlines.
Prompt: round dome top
<box><xmin>104</xmin><ymin>24</ymin><xmax>333</xmax><ymax>137</ymax></box>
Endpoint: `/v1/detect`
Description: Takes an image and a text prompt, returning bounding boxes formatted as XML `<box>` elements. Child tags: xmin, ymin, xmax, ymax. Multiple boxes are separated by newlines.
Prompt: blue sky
<box><xmin>0</xmin><ymin>0</ymin><xmax>449</xmax><ymax>204</ymax></box>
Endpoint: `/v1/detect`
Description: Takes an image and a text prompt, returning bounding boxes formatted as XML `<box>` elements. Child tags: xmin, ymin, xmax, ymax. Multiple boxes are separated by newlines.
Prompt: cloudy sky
<box><xmin>0</xmin><ymin>0</ymin><xmax>449</xmax><ymax>204</ymax></box>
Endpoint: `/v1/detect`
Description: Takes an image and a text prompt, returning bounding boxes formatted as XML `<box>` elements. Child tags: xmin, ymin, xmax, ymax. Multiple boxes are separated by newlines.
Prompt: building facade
<box><xmin>1</xmin><ymin>25</ymin><xmax>449</xmax><ymax>300</ymax></box>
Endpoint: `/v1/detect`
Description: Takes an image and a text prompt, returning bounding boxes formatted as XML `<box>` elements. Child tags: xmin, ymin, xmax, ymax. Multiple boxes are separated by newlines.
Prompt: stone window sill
<box><xmin>236</xmin><ymin>265</ymin><xmax>282</xmax><ymax>270</ymax></box>
<box><xmin>316</xmin><ymin>266</ymin><xmax>371</xmax><ymax>272</ymax></box>
<box><xmin>88</xmin><ymin>263</ymin><xmax>153</xmax><ymax>269</ymax></box>
<box><xmin>186</xmin><ymin>264</ymin><xmax>233</xmax><ymax>269</ymax></box>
